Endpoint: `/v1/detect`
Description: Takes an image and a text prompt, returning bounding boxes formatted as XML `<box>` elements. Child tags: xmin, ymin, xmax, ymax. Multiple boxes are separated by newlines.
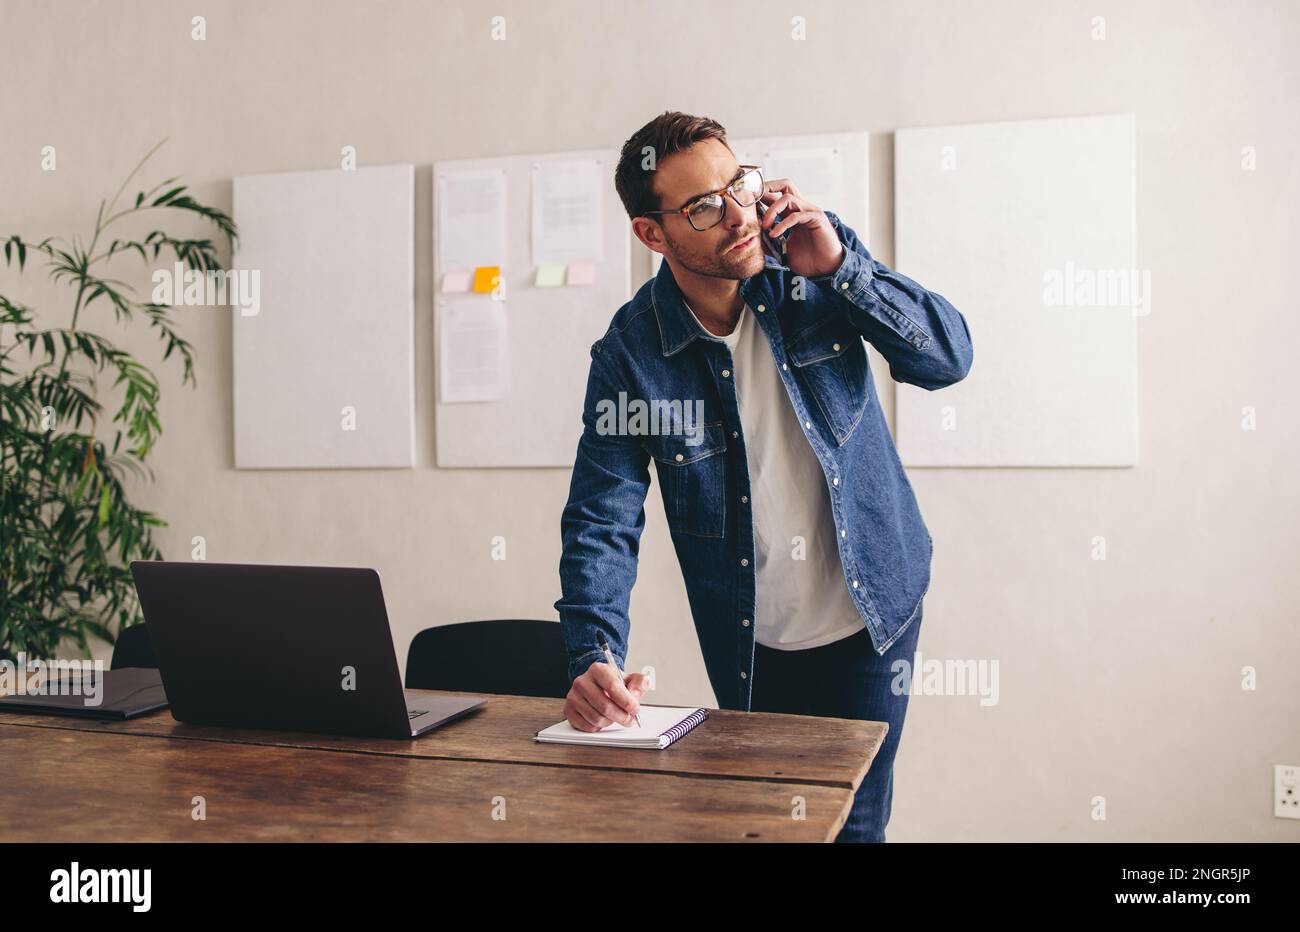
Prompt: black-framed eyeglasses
<box><xmin>643</xmin><ymin>165</ymin><xmax>765</xmax><ymax>232</ymax></box>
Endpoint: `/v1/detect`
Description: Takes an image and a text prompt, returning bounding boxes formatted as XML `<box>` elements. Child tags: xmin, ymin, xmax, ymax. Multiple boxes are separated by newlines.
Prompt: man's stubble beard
<box><xmin>662</xmin><ymin>226</ymin><xmax>763</xmax><ymax>281</ymax></box>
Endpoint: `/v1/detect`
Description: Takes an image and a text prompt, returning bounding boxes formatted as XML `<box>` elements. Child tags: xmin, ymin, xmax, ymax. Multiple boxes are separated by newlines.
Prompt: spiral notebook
<box><xmin>535</xmin><ymin>705</ymin><xmax>709</xmax><ymax>750</ymax></box>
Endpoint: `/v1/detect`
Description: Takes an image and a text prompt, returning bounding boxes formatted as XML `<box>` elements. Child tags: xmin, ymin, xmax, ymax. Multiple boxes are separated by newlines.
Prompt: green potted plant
<box><xmin>1</xmin><ymin>140</ymin><xmax>236</xmax><ymax>661</ymax></box>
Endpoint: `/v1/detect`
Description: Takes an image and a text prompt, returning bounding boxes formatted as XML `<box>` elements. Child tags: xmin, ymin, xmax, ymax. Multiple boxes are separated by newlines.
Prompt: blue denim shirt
<box><xmin>554</xmin><ymin>211</ymin><xmax>973</xmax><ymax>711</ymax></box>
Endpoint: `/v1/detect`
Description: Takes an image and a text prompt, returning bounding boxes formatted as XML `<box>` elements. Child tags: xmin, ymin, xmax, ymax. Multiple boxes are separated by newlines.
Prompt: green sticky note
<box><xmin>535</xmin><ymin>262</ymin><xmax>566</xmax><ymax>287</ymax></box>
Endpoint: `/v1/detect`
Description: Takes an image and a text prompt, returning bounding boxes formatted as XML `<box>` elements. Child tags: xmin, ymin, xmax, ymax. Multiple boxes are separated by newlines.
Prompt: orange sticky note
<box><xmin>472</xmin><ymin>266</ymin><xmax>500</xmax><ymax>294</ymax></box>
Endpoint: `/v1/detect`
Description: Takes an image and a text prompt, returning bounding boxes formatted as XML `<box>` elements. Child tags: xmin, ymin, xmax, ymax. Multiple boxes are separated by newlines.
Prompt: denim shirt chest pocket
<box><xmin>643</xmin><ymin>421</ymin><xmax>727</xmax><ymax>539</ymax></box>
<box><xmin>787</xmin><ymin>317</ymin><xmax>870</xmax><ymax>445</ymax></box>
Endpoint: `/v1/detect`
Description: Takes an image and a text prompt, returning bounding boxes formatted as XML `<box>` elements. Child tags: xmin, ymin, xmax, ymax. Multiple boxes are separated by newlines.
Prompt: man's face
<box><xmin>645</xmin><ymin>138</ymin><xmax>766</xmax><ymax>281</ymax></box>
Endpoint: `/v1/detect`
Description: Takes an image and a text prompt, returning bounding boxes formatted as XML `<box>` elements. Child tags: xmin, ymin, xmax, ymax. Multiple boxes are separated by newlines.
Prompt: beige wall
<box><xmin>3</xmin><ymin>0</ymin><xmax>1296</xmax><ymax>841</ymax></box>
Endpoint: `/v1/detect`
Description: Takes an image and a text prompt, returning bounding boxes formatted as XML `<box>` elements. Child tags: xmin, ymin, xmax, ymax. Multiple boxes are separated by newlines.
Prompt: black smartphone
<box><xmin>756</xmin><ymin>200</ymin><xmax>787</xmax><ymax>261</ymax></box>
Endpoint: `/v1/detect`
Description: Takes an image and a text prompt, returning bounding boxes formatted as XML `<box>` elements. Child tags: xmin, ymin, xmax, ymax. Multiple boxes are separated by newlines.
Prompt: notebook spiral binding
<box><xmin>661</xmin><ymin>708</ymin><xmax>709</xmax><ymax>746</ymax></box>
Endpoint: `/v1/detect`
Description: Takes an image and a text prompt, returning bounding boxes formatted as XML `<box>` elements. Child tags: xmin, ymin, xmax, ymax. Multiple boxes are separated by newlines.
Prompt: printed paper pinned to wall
<box><xmin>439</xmin><ymin>301</ymin><xmax>510</xmax><ymax>404</ymax></box>
<box><xmin>437</xmin><ymin>169</ymin><xmax>507</xmax><ymax>271</ymax></box>
<box><xmin>531</xmin><ymin>159</ymin><xmax>604</xmax><ymax>265</ymax></box>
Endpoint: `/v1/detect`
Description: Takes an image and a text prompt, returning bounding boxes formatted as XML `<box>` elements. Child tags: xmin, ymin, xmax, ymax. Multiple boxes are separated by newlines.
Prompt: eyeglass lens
<box><xmin>687</xmin><ymin>169</ymin><xmax>763</xmax><ymax>231</ymax></box>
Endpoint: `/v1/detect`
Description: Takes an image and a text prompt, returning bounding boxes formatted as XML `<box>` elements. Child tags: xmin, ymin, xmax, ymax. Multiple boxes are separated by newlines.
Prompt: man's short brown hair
<box><xmin>614</xmin><ymin>111</ymin><xmax>731</xmax><ymax>221</ymax></box>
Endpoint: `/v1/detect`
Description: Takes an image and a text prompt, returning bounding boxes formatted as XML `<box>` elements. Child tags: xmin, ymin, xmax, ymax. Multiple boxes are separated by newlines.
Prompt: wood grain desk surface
<box><xmin>0</xmin><ymin>690</ymin><xmax>887</xmax><ymax>842</ymax></box>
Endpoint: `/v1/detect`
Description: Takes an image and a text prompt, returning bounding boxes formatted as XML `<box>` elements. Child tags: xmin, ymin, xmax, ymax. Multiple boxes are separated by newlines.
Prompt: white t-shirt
<box><xmin>687</xmin><ymin>301</ymin><xmax>865</xmax><ymax>651</ymax></box>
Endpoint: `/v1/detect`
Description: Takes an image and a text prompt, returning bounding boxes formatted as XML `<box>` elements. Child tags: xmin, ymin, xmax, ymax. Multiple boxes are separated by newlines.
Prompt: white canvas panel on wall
<box><xmin>433</xmin><ymin>149</ymin><xmax>630</xmax><ymax>467</ymax></box>
<box><xmin>894</xmin><ymin>114</ymin><xmax>1138</xmax><ymax>467</ymax></box>
<box><xmin>232</xmin><ymin>164</ymin><xmax>415</xmax><ymax>469</ymax></box>
<box><xmin>648</xmin><ymin>131</ymin><xmax>869</xmax><ymax>277</ymax></box>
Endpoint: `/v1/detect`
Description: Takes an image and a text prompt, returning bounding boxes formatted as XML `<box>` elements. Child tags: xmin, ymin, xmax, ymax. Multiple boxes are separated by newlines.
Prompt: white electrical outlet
<box><xmin>1275</xmin><ymin>765</ymin><xmax>1300</xmax><ymax>820</ymax></box>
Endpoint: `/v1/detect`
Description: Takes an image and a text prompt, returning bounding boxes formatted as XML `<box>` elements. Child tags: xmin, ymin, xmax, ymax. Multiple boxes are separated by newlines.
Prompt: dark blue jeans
<box><xmin>750</xmin><ymin>602</ymin><xmax>923</xmax><ymax>843</ymax></box>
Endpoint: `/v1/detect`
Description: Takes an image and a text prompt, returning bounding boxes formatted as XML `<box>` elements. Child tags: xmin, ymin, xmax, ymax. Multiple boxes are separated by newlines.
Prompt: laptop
<box><xmin>128</xmin><ymin>561</ymin><xmax>486</xmax><ymax>738</ymax></box>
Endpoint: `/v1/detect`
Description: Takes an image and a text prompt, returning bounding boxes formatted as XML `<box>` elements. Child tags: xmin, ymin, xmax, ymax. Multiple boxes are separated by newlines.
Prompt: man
<box><xmin>554</xmin><ymin>111</ymin><xmax>973</xmax><ymax>842</ymax></box>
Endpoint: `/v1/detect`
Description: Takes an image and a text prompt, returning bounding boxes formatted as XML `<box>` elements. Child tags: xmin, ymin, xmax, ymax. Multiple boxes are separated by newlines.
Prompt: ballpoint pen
<box><xmin>596</xmin><ymin>633</ymin><xmax>641</xmax><ymax>728</ymax></box>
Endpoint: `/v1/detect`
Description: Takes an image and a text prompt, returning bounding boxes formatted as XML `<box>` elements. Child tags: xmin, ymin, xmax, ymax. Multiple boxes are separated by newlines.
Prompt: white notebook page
<box><xmin>534</xmin><ymin>705</ymin><xmax>706</xmax><ymax>749</ymax></box>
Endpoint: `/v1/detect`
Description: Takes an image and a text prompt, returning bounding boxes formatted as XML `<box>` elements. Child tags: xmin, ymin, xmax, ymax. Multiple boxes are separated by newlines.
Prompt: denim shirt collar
<box><xmin>651</xmin><ymin>253</ymin><xmax>788</xmax><ymax>357</ymax></box>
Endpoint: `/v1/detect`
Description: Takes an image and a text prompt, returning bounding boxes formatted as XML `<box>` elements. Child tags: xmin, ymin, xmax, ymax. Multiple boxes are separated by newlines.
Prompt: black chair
<box><xmin>404</xmin><ymin>619</ymin><xmax>569</xmax><ymax>698</ymax></box>
<box><xmin>111</xmin><ymin>622</ymin><xmax>157</xmax><ymax>669</ymax></box>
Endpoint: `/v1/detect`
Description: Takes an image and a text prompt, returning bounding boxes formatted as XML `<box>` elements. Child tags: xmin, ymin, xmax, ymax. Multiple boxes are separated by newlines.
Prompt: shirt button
<box><xmin>840</xmin><ymin>282</ymin><xmax>849</xmax><ymax>290</ymax></box>
<box><xmin>804</xmin><ymin>420</ymin><xmax>811</xmax><ymax>430</ymax></box>
<box><xmin>741</xmin><ymin>558</ymin><xmax>749</xmax><ymax>567</ymax></box>
<box><xmin>832</xmin><ymin>343</ymin><xmax>841</xmax><ymax>351</ymax></box>
<box><xmin>832</xmin><ymin>477</ymin><xmax>839</xmax><ymax>486</ymax></box>
<box><xmin>852</xmin><ymin>580</ymin><xmax>859</xmax><ymax>589</ymax></box>
<box><xmin>742</xmin><ymin>618</ymin><xmax>750</xmax><ymax>627</ymax></box>
<box><xmin>732</xmin><ymin>431</ymin><xmax>739</xmax><ymax>438</ymax></box>
<box><xmin>740</xmin><ymin>671</ymin><xmax>747</xmax><ymax>679</ymax></box>
<box><xmin>782</xmin><ymin>363</ymin><xmax>788</xmax><ymax>371</ymax></box>
<box><xmin>841</xmin><ymin>529</ymin><xmax>847</xmax><ymax>538</ymax></box>
<box><xmin>675</xmin><ymin>453</ymin><xmax>684</xmax><ymax>462</ymax></box>
<box><xmin>756</xmin><ymin>304</ymin><xmax>766</xmax><ymax>312</ymax></box>
<box><xmin>721</xmin><ymin>369</ymin><xmax>730</xmax><ymax>378</ymax></box>
<box><xmin>740</xmin><ymin>495</ymin><xmax>748</xmax><ymax>504</ymax></box>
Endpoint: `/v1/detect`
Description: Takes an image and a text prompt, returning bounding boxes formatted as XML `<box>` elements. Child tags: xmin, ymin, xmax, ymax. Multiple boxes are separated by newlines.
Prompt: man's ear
<box><xmin>631</xmin><ymin>216</ymin><xmax>667</xmax><ymax>257</ymax></box>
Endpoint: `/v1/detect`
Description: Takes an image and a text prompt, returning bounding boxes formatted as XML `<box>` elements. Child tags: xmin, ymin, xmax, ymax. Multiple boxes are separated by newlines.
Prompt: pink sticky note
<box><xmin>442</xmin><ymin>269</ymin><xmax>471</xmax><ymax>293</ymax></box>
<box><xmin>566</xmin><ymin>260</ymin><xmax>597</xmax><ymax>286</ymax></box>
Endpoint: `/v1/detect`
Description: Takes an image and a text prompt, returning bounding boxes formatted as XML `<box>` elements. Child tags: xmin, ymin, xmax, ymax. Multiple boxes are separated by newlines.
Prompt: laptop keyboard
<box><xmin>408</xmin><ymin>710</ymin><xmax>428</xmax><ymax>719</ymax></box>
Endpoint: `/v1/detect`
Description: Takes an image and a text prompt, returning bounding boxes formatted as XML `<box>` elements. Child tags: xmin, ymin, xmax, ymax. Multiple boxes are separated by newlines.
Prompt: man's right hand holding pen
<box><xmin>563</xmin><ymin>637</ymin><xmax>651</xmax><ymax>733</ymax></box>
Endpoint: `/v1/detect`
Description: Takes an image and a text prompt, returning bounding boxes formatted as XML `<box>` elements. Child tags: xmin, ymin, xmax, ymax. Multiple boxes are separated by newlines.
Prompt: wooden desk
<box><xmin>0</xmin><ymin>690</ymin><xmax>886</xmax><ymax>842</ymax></box>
